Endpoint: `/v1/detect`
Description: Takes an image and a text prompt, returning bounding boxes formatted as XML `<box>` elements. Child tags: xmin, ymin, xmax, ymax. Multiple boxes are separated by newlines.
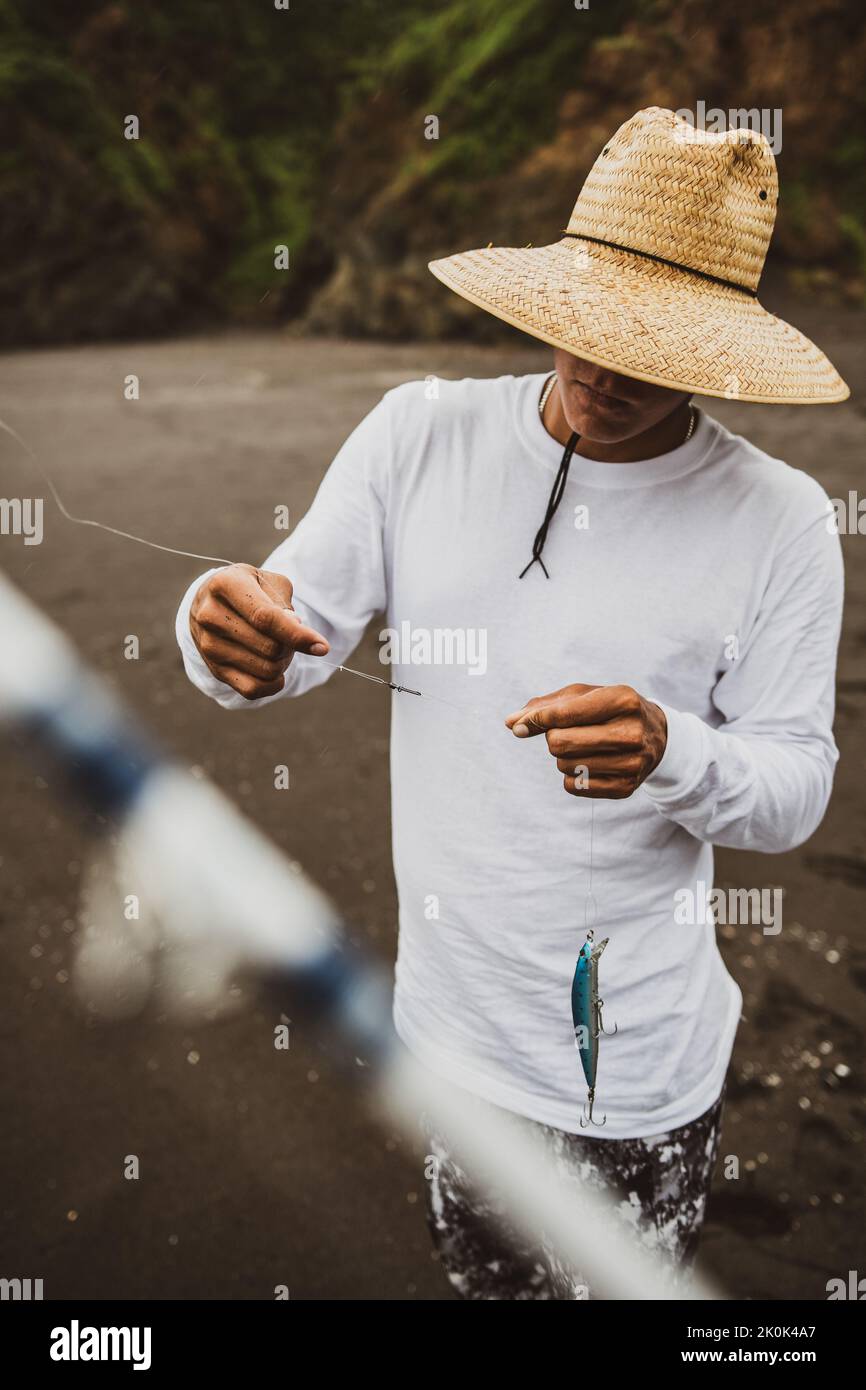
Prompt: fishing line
<box><xmin>301</xmin><ymin>654</ymin><xmax>486</xmax><ymax>719</ymax></box>
<box><xmin>0</xmin><ymin>415</ymin><xmax>237</xmax><ymax>567</ymax></box>
<box><xmin>0</xmin><ymin>412</ymin><xmax>485</xmax><ymax>718</ymax></box>
<box><xmin>584</xmin><ymin>799</ymin><xmax>597</xmax><ymax>930</ymax></box>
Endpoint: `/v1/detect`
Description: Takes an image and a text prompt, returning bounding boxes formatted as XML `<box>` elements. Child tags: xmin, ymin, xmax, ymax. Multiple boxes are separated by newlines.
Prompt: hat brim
<box><xmin>428</xmin><ymin>238</ymin><xmax>849</xmax><ymax>405</ymax></box>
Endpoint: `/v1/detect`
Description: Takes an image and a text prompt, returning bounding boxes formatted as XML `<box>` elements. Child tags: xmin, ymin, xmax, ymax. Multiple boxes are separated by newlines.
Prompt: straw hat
<box><xmin>428</xmin><ymin>107</ymin><xmax>848</xmax><ymax>405</ymax></box>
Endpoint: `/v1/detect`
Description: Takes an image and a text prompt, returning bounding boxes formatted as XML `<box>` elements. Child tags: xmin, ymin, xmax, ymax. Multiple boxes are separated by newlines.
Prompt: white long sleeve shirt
<box><xmin>176</xmin><ymin>373</ymin><xmax>843</xmax><ymax>1138</ymax></box>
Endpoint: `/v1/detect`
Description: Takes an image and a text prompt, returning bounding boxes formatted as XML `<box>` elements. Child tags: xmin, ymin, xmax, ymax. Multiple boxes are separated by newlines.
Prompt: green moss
<box><xmin>0</xmin><ymin>0</ymin><xmax>863</xmax><ymax>344</ymax></box>
<box><xmin>781</xmin><ymin>178</ymin><xmax>814</xmax><ymax>240</ymax></box>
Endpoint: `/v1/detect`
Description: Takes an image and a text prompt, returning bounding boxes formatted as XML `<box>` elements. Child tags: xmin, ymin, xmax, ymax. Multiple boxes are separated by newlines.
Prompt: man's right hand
<box><xmin>189</xmin><ymin>563</ymin><xmax>330</xmax><ymax>700</ymax></box>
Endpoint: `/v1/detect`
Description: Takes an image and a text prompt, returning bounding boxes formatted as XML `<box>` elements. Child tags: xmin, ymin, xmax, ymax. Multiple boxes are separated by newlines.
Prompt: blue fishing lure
<box><xmin>571</xmin><ymin>930</ymin><xmax>617</xmax><ymax>1127</ymax></box>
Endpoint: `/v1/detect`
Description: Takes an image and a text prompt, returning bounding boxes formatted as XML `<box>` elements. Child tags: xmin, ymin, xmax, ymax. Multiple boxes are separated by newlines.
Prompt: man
<box><xmin>175</xmin><ymin>108</ymin><xmax>847</xmax><ymax>1298</ymax></box>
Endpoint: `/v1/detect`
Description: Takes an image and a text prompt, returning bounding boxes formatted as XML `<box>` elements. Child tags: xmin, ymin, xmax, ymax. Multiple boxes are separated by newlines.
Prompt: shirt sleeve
<box><xmin>641</xmin><ymin>496</ymin><xmax>844</xmax><ymax>853</ymax></box>
<box><xmin>175</xmin><ymin>392</ymin><xmax>392</xmax><ymax>711</ymax></box>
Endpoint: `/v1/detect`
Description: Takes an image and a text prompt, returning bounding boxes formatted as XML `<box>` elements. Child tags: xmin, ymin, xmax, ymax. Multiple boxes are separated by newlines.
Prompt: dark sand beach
<box><xmin>1</xmin><ymin>303</ymin><xmax>863</xmax><ymax>1298</ymax></box>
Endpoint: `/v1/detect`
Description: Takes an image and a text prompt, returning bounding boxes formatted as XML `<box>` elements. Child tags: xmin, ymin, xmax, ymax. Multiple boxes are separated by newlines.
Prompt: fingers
<box><xmin>549</xmin><ymin>728</ymin><xmax>652</xmax><ymax>797</ymax></box>
<box><xmin>555</xmin><ymin>751</ymin><xmax>646</xmax><ymax>777</ymax></box>
<box><xmin>504</xmin><ymin>697</ymin><xmax>570</xmax><ymax>739</ymax></box>
<box><xmin>195</xmin><ymin>597</ymin><xmax>289</xmax><ymax>661</ymax></box>
<box><xmin>555</xmin><ymin>751</ymin><xmax>648</xmax><ymax>799</ymax></box>
<box><xmin>504</xmin><ymin>703</ymin><xmax>555</xmax><ymax>739</ymax></box>
<box><xmin>506</xmin><ymin>684</ymin><xmax>638</xmax><ymax>736</ymax></box>
<box><xmin>196</xmin><ymin>632</ymin><xmax>290</xmax><ymax>683</ymax></box>
<box><xmin>202</xmin><ymin>660</ymin><xmax>286</xmax><ymax>702</ymax></box>
<box><xmin>505</xmin><ymin>682</ymin><xmax>660</xmax><ymax>800</ymax></box>
<box><xmin>545</xmin><ymin>716</ymin><xmax>645</xmax><ymax>758</ymax></box>
<box><xmin>189</xmin><ymin>564</ymin><xmax>333</xmax><ymax>699</ymax></box>
<box><xmin>209</xmin><ymin>566</ymin><xmax>330</xmax><ymax>655</ymax></box>
<box><xmin>255</xmin><ymin>568</ymin><xmax>295</xmax><ymax>608</ymax></box>
<box><xmin>562</xmin><ymin>773</ymin><xmax>637</xmax><ymax>800</ymax></box>
<box><xmin>560</xmin><ymin>684</ymin><xmax>640</xmax><ymax>727</ymax></box>
<box><xmin>506</xmin><ymin>709</ymin><xmax>642</xmax><ymax>754</ymax></box>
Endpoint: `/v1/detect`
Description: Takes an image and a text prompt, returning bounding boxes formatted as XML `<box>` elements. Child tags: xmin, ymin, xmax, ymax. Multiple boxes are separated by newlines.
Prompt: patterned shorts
<box><xmin>422</xmin><ymin>1086</ymin><xmax>726</xmax><ymax>1300</ymax></box>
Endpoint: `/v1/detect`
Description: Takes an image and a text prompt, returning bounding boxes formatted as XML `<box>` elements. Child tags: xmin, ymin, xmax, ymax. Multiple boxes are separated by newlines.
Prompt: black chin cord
<box><xmin>518</xmin><ymin>431</ymin><xmax>580</xmax><ymax>579</ymax></box>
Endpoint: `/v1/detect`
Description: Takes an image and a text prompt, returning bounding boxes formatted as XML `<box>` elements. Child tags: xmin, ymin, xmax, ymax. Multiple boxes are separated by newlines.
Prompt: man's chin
<box><xmin>562</xmin><ymin>386</ymin><xmax>636</xmax><ymax>439</ymax></box>
<box><xmin>566</xmin><ymin>412</ymin><xmax>637</xmax><ymax>444</ymax></box>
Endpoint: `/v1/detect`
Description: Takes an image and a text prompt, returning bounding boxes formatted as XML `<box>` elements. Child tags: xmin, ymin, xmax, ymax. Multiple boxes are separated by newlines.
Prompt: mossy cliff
<box><xmin>2</xmin><ymin>0</ymin><xmax>863</xmax><ymax>346</ymax></box>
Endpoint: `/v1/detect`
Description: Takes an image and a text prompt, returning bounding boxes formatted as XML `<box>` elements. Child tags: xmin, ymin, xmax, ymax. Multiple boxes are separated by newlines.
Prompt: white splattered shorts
<box><xmin>422</xmin><ymin>1086</ymin><xmax>726</xmax><ymax>1300</ymax></box>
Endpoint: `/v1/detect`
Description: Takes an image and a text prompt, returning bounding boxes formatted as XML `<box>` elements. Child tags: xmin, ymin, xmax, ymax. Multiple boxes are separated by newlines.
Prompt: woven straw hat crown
<box><xmin>567</xmin><ymin>107</ymin><xmax>777</xmax><ymax>293</ymax></box>
<box><xmin>428</xmin><ymin>104</ymin><xmax>848</xmax><ymax>403</ymax></box>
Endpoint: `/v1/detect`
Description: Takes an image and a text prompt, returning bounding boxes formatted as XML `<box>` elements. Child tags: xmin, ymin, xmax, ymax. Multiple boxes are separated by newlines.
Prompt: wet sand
<box><xmin>0</xmin><ymin>305</ymin><xmax>863</xmax><ymax>1299</ymax></box>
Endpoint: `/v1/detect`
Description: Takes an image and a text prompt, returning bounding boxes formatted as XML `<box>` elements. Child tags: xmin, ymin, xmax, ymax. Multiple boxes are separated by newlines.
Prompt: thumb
<box><xmin>250</xmin><ymin>570</ymin><xmax>330</xmax><ymax>654</ymax></box>
<box><xmin>504</xmin><ymin>699</ymin><xmax>555</xmax><ymax>738</ymax></box>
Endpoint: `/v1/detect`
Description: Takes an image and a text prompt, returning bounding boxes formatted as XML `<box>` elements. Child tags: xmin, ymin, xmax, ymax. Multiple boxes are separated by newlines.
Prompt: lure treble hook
<box><xmin>580</xmin><ymin>1086</ymin><xmax>606</xmax><ymax>1128</ymax></box>
<box><xmin>594</xmin><ymin>996</ymin><xmax>618</xmax><ymax>1039</ymax></box>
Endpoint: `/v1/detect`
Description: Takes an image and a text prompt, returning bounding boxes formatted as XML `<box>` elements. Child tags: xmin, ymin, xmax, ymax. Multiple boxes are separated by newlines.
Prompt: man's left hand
<box><xmin>505</xmin><ymin>683</ymin><xmax>668</xmax><ymax>799</ymax></box>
